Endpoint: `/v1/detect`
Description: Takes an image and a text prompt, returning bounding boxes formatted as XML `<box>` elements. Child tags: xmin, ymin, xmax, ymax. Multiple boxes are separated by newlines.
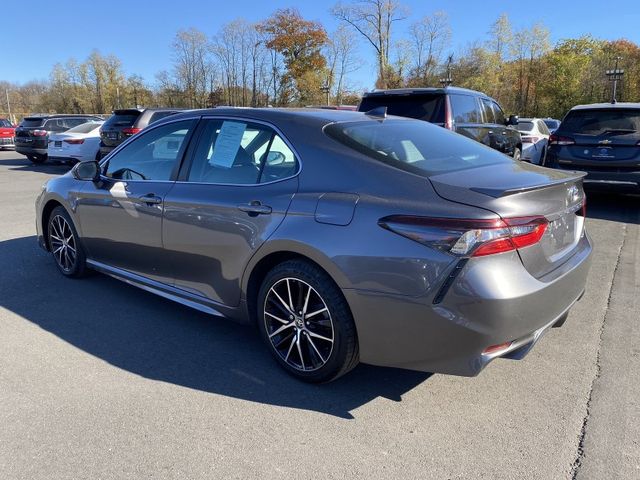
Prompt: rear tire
<box><xmin>257</xmin><ymin>260</ymin><xmax>359</xmax><ymax>383</ymax></box>
<box><xmin>29</xmin><ymin>155</ymin><xmax>47</xmax><ymax>164</ymax></box>
<box><xmin>512</xmin><ymin>148</ymin><xmax>522</xmax><ymax>161</ymax></box>
<box><xmin>47</xmin><ymin>206</ymin><xmax>88</xmax><ymax>278</ymax></box>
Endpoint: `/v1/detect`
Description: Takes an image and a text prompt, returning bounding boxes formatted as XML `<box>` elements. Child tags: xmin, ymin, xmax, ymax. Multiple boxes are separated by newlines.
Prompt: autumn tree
<box><xmin>332</xmin><ymin>0</ymin><xmax>408</xmax><ymax>88</ymax></box>
<box><xmin>258</xmin><ymin>8</ymin><xmax>328</xmax><ymax>105</ymax></box>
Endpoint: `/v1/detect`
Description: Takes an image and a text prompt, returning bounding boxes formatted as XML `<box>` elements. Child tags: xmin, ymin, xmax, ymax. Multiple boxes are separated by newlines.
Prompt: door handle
<box><xmin>238</xmin><ymin>201</ymin><xmax>272</xmax><ymax>216</ymax></box>
<box><xmin>138</xmin><ymin>194</ymin><xmax>162</xmax><ymax>205</ymax></box>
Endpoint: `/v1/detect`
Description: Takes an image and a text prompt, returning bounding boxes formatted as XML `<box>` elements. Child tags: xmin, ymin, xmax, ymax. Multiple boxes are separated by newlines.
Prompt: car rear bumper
<box><xmin>16</xmin><ymin>145</ymin><xmax>48</xmax><ymax>156</ymax></box>
<box><xmin>0</xmin><ymin>137</ymin><xmax>15</xmax><ymax>148</ymax></box>
<box><xmin>344</xmin><ymin>232</ymin><xmax>592</xmax><ymax>376</ymax></box>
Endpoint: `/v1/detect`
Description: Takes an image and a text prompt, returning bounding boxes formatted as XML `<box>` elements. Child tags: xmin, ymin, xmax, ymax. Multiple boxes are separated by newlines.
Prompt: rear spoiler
<box><xmin>470</xmin><ymin>171</ymin><xmax>587</xmax><ymax>198</ymax></box>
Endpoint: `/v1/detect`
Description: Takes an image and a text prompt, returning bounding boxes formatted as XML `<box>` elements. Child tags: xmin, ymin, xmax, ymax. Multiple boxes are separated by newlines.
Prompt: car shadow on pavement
<box><xmin>585</xmin><ymin>190</ymin><xmax>640</xmax><ymax>225</ymax></box>
<box><xmin>0</xmin><ymin>236</ymin><xmax>431</xmax><ymax>419</ymax></box>
<box><xmin>0</xmin><ymin>156</ymin><xmax>73</xmax><ymax>173</ymax></box>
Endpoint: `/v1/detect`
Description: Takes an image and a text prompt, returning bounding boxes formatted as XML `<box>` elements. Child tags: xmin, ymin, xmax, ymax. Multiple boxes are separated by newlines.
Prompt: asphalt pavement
<box><xmin>0</xmin><ymin>150</ymin><xmax>638</xmax><ymax>479</ymax></box>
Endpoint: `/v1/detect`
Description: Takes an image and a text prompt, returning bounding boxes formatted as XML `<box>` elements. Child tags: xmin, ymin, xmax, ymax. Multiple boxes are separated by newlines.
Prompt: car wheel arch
<box><xmin>242</xmin><ymin>242</ymin><xmax>353</xmax><ymax>326</ymax></box>
<box><xmin>41</xmin><ymin>199</ymin><xmax>81</xmax><ymax>251</ymax></box>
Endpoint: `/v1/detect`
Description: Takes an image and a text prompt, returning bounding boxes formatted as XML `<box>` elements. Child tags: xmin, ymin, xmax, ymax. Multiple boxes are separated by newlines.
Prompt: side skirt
<box><xmin>86</xmin><ymin>259</ymin><xmax>238</xmax><ymax>319</ymax></box>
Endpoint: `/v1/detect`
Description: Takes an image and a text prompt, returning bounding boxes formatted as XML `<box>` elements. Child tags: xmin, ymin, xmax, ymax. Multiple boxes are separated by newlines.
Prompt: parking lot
<box><xmin>0</xmin><ymin>149</ymin><xmax>638</xmax><ymax>479</ymax></box>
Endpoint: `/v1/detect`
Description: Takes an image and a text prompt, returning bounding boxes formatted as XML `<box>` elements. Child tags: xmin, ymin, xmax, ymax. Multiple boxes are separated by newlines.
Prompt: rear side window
<box><xmin>44</xmin><ymin>119</ymin><xmax>68</xmax><ymax>132</ymax></box>
<box><xmin>359</xmin><ymin>94</ymin><xmax>445</xmax><ymax>123</ymax></box>
<box><xmin>104</xmin><ymin>113</ymin><xmax>140</xmax><ymax>128</ymax></box>
<box><xmin>325</xmin><ymin>119</ymin><xmax>511</xmax><ymax>176</ymax></box>
<box><xmin>561</xmin><ymin>109</ymin><xmax>640</xmax><ymax>135</ymax></box>
<box><xmin>20</xmin><ymin>118</ymin><xmax>45</xmax><ymax>128</ymax></box>
<box><xmin>450</xmin><ymin>95</ymin><xmax>482</xmax><ymax>123</ymax></box>
<box><xmin>63</xmin><ymin>118</ymin><xmax>89</xmax><ymax>129</ymax></box>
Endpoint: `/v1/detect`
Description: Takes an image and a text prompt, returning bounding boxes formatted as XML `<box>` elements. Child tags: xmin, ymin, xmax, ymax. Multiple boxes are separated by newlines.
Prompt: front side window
<box><xmin>491</xmin><ymin>102</ymin><xmax>506</xmax><ymax>124</ymax></box>
<box><xmin>187</xmin><ymin>119</ymin><xmax>298</xmax><ymax>185</ymax></box>
<box><xmin>480</xmin><ymin>98</ymin><xmax>496</xmax><ymax>124</ymax></box>
<box><xmin>449</xmin><ymin>95</ymin><xmax>481</xmax><ymax>123</ymax></box>
<box><xmin>104</xmin><ymin>120</ymin><xmax>194</xmax><ymax>181</ymax></box>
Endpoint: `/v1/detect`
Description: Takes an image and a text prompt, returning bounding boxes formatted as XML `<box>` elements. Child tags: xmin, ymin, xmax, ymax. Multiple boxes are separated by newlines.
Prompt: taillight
<box><xmin>549</xmin><ymin>134</ymin><xmax>575</xmax><ymax>146</ymax></box>
<box><xmin>521</xmin><ymin>136</ymin><xmax>541</xmax><ymax>143</ymax></box>
<box><xmin>122</xmin><ymin>127</ymin><xmax>141</xmax><ymax>136</ymax></box>
<box><xmin>63</xmin><ymin>139</ymin><xmax>85</xmax><ymax>144</ymax></box>
<box><xmin>32</xmin><ymin>129</ymin><xmax>47</xmax><ymax>137</ymax></box>
<box><xmin>379</xmin><ymin>215</ymin><xmax>548</xmax><ymax>257</ymax></box>
<box><xmin>443</xmin><ymin>96</ymin><xmax>454</xmax><ymax>130</ymax></box>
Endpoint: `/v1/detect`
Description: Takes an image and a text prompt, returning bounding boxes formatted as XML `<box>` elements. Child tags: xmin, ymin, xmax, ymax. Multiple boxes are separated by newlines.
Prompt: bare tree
<box><xmin>332</xmin><ymin>0</ymin><xmax>408</xmax><ymax>88</ymax></box>
<box><xmin>408</xmin><ymin>11</ymin><xmax>451</xmax><ymax>83</ymax></box>
<box><xmin>172</xmin><ymin>28</ymin><xmax>215</xmax><ymax>108</ymax></box>
<box><xmin>324</xmin><ymin>25</ymin><xmax>362</xmax><ymax>104</ymax></box>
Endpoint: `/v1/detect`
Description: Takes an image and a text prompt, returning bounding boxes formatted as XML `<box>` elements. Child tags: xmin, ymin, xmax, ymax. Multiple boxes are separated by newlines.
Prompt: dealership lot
<box><xmin>0</xmin><ymin>150</ymin><xmax>638</xmax><ymax>479</ymax></box>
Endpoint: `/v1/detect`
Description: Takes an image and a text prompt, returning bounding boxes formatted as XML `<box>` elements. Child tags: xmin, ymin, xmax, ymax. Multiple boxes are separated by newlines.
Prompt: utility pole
<box><xmin>605</xmin><ymin>56</ymin><xmax>624</xmax><ymax>104</ymax></box>
<box><xmin>5</xmin><ymin>88</ymin><xmax>12</xmax><ymax>124</ymax></box>
<box><xmin>320</xmin><ymin>81</ymin><xmax>330</xmax><ymax>106</ymax></box>
<box><xmin>439</xmin><ymin>55</ymin><xmax>454</xmax><ymax>88</ymax></box>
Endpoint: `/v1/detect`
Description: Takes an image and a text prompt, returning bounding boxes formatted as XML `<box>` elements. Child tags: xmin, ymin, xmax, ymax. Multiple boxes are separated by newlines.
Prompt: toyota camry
<box><xmin>35</xmin><ymin>108</ymin><xmax>592</xmax><ymax>383</ymax></box>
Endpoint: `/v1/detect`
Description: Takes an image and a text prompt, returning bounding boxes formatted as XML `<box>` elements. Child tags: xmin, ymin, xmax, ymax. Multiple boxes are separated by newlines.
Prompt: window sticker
<box><xmin>209</xmin><ymin>121</ymin><xmax>247</xmax><ymax>167</ymax></box>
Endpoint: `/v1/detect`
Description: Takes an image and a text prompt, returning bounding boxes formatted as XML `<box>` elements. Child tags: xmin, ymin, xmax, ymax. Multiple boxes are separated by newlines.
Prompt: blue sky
<box><xmin>2</xmin><ymin>0</ymin><xmax>639</xmax><ymax>90</ymax></box>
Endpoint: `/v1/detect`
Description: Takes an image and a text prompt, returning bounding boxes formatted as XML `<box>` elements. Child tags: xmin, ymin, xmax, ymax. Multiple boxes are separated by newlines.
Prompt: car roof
<box><xmin>24</xmin><ymin>114</ymin><xmax>101</xmax><ymax>120</ymax></box>
<box><xmin>166</xmin><ymin>107</ymin><xmax>380</xmax><ymax>126</ymax></box>
<box><xmin>362</xmin><ymin>86</ymin><xmax>495</xmax><ymax>99</ymax></box>
<box><xmin>570</xmin><ymin>102</ymin><xmax>640</xmax><ymax>111</ymax></box>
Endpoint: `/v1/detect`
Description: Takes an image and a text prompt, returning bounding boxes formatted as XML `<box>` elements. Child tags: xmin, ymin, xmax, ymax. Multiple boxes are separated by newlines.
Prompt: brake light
<box><xmin>63</xmin><ymin>139</ymin><xmax>85</xmax><ymax>144</ymax></box>
<box><xmin>32</xmin><ymin>129</ymin><xmax>47</xmax><ymax>136</ymax></box>
<box><xmin>521</xmin><ymin>136</ymin><xmax>541</xmax><ymax>143</ymax></box>
<box><xmin>379</xmin><ymin>215</ymin><xmax>548</xmax><ymax>257</ymax></box>
<box><xmin>122</xmin><ymin>127</ymin><xmax>141</xmax><ymax>136</ymax></box>
<box><xmin>549</xmin><ymin>134</ymin><xmax>575</xmax><ymax>146</ymax></box>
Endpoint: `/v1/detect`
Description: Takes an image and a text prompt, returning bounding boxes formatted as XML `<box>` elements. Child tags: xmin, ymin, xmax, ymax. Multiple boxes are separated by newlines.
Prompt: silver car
<box><xmin>35</xmin><ymin>108</ymin><xmax>592</xmax><ymax>383</ymax></box>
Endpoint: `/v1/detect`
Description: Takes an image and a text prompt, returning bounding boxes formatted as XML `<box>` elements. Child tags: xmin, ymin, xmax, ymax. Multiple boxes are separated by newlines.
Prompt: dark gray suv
<box><xmin>545</xmin><ymin>102</ymin><xmax>640</xmax><ymax>192</ymax></box>
<box><xmin>99</xmin><ymin>108</ymin><xmax>183</xmax><ymax>158</ymax></box>
<box><xmin>15</xmin><ymin>114</ymin><xmax>102</xmax><ymax>163</ymax></box>
<box><xmin>358</xmin><ymin>87</ymin><xmax>523</xmax><ymax>160</ymax></box>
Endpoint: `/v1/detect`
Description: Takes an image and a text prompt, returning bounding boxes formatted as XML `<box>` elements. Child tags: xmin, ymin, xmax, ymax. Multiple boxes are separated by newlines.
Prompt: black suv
<box><xmin>15</xmin><ymin>114</ymin><xmax>102</xmax><ymax>163</ymax></box>
<box><xmin>358</xmin><ymin>87</ymin><xmax>522</xmax><ymax>159</ymax></box>
<box><xmin>545</xmin><ymin>103</ymin><xmax>640</xmax><ymax>192</ymax></box>
<box><xmin>99</xmin><ymin>108</ymin><xmax>183</xmax><ymax>158</ymax></box>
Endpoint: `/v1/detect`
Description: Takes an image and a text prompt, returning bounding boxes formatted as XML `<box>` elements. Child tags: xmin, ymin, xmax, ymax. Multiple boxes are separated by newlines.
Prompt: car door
<box><xmin>75</xmin><ymin>118</ymin><xmax>197</xmax><ymax>283</ymax></box>
<box><xmin>479</xmin><ymin>97</ymin><xmax>509</xmax><ymax>153</ymax></box>
<box><xmin>449</xmin><ymin>94</ymin><xmax>488</xmax><ymax>145</ymax></box>
<box><xmin>162</xmin><ymin>117</ymin><xmax>299</xmax><ymax>307</ymax></box>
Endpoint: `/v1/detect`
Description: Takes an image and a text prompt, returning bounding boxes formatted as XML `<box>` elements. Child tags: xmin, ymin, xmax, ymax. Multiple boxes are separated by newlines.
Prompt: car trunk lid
<box><xmin>429</xmin><ymin>162</ymin><xmax>586</xmax><ymax>278</ymax></box>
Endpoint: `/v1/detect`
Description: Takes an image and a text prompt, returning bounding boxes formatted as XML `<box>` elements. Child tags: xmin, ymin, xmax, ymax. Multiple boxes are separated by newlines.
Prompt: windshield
<box><xmin>359</xmin><ymin>94</ymin><xmax>445</xmax><ymax>123</ymax></box>
<box><xmin>517</xmin><ymin>121</ymin><xmax>535</xmax><ymax>132</ymax></box>
<box><xmin>67</xmin><ymin>122</ymin><xmax>103</xmax><ymax>134</ymax></box>
<box><xmin>325</xmin><ymin>119</ymin><xmax>511</xmax><ymax>177</ymax></box>
<box><xmin>561</xmin><ymin>109</ymin><xmax>640</xmax><ymax>135</ymax></box>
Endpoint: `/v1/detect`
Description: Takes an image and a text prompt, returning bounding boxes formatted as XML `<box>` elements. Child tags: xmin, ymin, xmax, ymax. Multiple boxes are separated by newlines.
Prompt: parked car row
<box><xmin>10</xmin><ymin>108</ymin><xmax>182</xmax><ymax>164</ymax></box>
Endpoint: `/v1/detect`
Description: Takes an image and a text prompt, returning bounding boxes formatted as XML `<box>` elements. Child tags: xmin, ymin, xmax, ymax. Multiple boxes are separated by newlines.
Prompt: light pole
<box><xmin>439</xmin><ymin>55</ymin><xmax>454</xmax><ymax>88</ymax></box>
<box><xmin>320</xmin><ymin>81</ymin><xmax>330</xmax><ymax>106</ymax></box>
<box><xmin>605</xmin><ymin>57</ymin><xmax>624</xmax><ymax>104</ymax></box>
<box><xmin>5</xmin><ymin>88</ymin><xmax>12</xmax><ymax>124</ymax></box>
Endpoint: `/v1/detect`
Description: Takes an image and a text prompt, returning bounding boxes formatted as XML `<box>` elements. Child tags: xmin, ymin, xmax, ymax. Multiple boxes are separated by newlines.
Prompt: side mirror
<box><xmin>266</xmin><ymin>151</ymin><xmax>286</xmax><ymax>165</ymax></box>
<box><xmin>506</xmin><ymin>114</ymin><xmax>519</xmax><ymax>126</ymax></box>
<box><xmin>72</xmin><ymin>160</ymin><xmax>101</xmax><ymax>181</ymax></box>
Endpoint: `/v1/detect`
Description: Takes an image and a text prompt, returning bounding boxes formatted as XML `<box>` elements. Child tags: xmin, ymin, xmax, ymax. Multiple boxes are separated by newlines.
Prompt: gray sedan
<box><xmin>35</xmin><ymin>108</ymin><xmax>592</xmax><ymax>383</ymax></box>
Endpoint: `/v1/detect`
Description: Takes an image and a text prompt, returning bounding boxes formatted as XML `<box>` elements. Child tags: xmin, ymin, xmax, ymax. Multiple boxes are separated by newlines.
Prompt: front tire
<box><xmin>257</xmin><ymin>260</ymin><xmax>359</xmax><ymax>383</ymax></box>
<box><xmin>47</xmin><ymin>206</ymin><xmax>88</xmax><ymax>278</ymax></box>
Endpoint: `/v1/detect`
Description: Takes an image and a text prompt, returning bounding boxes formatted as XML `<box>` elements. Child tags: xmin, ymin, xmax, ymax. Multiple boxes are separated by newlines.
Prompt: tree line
<box><xmin>2</xmin><ymin>1</ymin><xmax>639</xmax><ymax>121</ymax></box>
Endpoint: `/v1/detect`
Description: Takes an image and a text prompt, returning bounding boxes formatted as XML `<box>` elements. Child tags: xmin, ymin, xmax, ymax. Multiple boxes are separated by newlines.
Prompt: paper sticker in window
<box><xmin>209</xmin><ymin>121</ymin><xmax>247</xmax><ymax>168</ymax></box>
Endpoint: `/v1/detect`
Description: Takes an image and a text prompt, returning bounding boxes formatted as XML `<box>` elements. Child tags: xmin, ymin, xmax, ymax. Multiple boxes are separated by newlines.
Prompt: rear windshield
<box><xmin>104</xmin><ymin>113</ymin><xmax>140</xmax><ymax>127</ymax></box>
<box><xmin>359</xmin><ymin>94</ymin><xmax>445</xmax><ymax>123</ymax></box>
<box><xmin>517</xmin><ymin>121</ymin><xmax>534</xmax><ymax>132</ymax></box>
<box><xmin>543</xmin><ymin>119</ymin><xmax>560</xmax><ymax>129</ymax></box>
<box><xmin>67</xmin><ymin>122</ymin><xmax>103</xmax><ymax>134</ymax></box>
<box><xmin>561</xmin><ymin>109</ymin><xmax>640</xmax><ymax>135</ymax></box>
<box><xmin>325</xmin><ymin>119</ymin><xmax>511</xmax><ymax>176</ymax></box>
<box><xmin>148</xmin><ymin>111</ymin><xmax>178</xmax><ymax>125</ymax></box>
<box><xmin>0</xmin><ymin>119</ymin><xmax>12</xmax><ymax>128</ymax></box>
<box><xmin>20</xmin><ymin>118</ymin><xmax>45</xmax><ymax>128</ymax></box>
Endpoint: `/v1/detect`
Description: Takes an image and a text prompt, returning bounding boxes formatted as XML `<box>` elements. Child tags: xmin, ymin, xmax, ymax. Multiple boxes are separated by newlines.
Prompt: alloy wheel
<box><xmin>263</xmin><ymin>277</ymin><xmax>335</xmax><ymax>372</ymax></box>
<box><xmin>49</xmin><ymin>215</ymin><xmax>77</xmax><ymax>273</ymax></box>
